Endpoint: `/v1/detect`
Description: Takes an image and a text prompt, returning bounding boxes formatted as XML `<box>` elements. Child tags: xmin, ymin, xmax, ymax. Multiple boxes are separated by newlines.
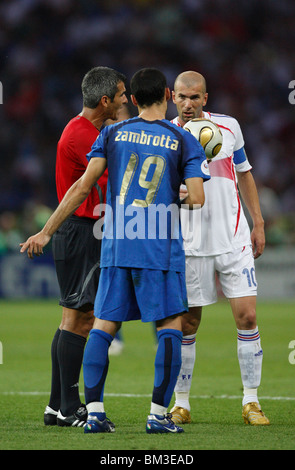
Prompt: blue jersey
<box><xmin>87</xmin><ymin>117</ymin><xmax>210</xmax><ymax>272</ymax></box>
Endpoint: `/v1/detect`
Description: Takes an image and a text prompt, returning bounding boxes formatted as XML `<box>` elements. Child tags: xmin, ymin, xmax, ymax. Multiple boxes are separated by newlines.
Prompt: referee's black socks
<box><xmin>57</xmin><ymin>330</ymin><xmax>86</xmax><ymax>416</ymax></box>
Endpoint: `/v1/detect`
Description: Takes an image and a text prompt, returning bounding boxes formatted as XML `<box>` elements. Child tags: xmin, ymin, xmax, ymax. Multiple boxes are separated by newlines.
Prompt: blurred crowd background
<box><xmin>0</xmin><ymin>0</ymin><xmax>295</xmax><ymax>255</ymax></box>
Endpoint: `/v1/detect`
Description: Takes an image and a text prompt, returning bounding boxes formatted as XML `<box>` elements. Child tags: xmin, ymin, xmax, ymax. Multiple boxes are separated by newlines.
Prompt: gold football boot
<box><xmin>242</xmin><ymin>402</ymin><xmax>270</xmax><ymax>425</ymax></box>
<box><xmin>170</xmin><ymin>406</ymin><xmax>192</xmax><ymax>424</ymax></box>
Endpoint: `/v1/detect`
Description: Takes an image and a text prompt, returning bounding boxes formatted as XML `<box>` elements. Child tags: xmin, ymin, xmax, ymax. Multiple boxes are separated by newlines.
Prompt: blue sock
<box><xmin>83</xmin><ymin>329</ymin><xmax>113</xmax><ymax>405</ymax></box>
<box><xmin>152</xmin><ymin>329</ymin><xmax>183</xmax><ymax>408</ymax></box>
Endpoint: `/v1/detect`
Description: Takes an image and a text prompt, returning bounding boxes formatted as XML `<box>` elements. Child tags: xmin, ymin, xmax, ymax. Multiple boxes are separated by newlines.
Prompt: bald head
<box><xmin>174</xmin><ymin>71</ymin><xmax>206</xmax><ymax>94</ymax></box>
<box><xmin>172</xmin><ymin>71</ymin><xmax>208</xmax><ymax>126</ymax></box>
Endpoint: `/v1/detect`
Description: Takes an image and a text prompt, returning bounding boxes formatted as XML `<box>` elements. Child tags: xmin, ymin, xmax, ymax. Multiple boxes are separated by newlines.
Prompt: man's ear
<box><xmin>131</xmin><ymin>94</ymin><xmax>138</xmax><ymax>107</ymax></box>
<box><xmin>165</xmin><ymin>87</ymin><xmax>171</xmax><ymax>101</ymax></box>
<box><xmin>101</xmin><ymin>95</ymin><xmax>109</xmax><ymax>108</ymax></box>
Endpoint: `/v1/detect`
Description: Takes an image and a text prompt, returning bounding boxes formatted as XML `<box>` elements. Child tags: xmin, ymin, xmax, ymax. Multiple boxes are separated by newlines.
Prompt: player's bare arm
<box><xmin>20</xmin><ymin>158</ymin><xmax>107</xmax><ymax>259</ymax></box>
<box><xmin>181</xmin><ymin>177</ymin><xmax>205</xmax><ymax>209</ymax></box>
<box><xmin>236</xmin><ymin>170</ymin><xmax>265</xmax><ymax>258</ymax></box>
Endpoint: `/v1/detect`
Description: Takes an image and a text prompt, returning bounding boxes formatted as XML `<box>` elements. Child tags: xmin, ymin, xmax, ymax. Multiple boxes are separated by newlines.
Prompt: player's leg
<box><xmin>134</xmin><ymin>269</ymin><xmax>187</xmax><ymax>433</ymax></box>
<box><xmin>55</xmin><ymin>306</ymin><xmax>94</xmax><ymax>426</ymax></box>
<box><xmin>83</xmin><ymin>317</ymin><xmax>119</xmax><ymax>433</ymax></box>
<box><xmin>230</xmin><ymin>295</ymin><xmax>261</xmax><ymax>401</ymax></box>
<box><xmin>170</xmin><ymin>306</ymin><xmax>201</xmax><ymax>423</ymax></box>
<box><xmin>229</xmin><ymin>296</ymin><xmax>269</xmax><ymax>425</ymax></box>
<box><xmin>83</xmin><ymin>266</ymin><xmax>136</xmax><ymax>433</ymax></box>
<box><xmin>146</xmin><ymin>313</ymin><xmax>184</xmax><ymax>434</ymax></box>
<box><xmin>44</xmin><ymin>327</ymin><xmax>61</xmax><ymax>425</ymax></box>
<box><xmin>219</xmin><ymin>246</ymin><xmax>269</xmax><ymax>425</ymax></box>
<box><xmin>170</xmin><ymin>256</ymin><xmax>216</xmax><ymax>424</ymax></box>
<box><xmin>45</xmin><ymin>217</ymin><xmax>101</xmax><ymax>427</ymax></box>
<box><xmin>151</xmin><ymin>314</ymin><xmax>183</xmax><ymax>414</ymax></box>
<box><xmin>45</xmin><ymin>306</ymin><xmax>94</xmax><ymax>426</ymax></box>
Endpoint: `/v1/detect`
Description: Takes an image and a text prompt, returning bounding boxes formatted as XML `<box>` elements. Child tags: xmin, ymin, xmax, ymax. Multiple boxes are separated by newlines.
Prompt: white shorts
<box><xmin>185</xmin><ymin>245</ymin><xmax>257</xmax><ymax>307</ymax></box>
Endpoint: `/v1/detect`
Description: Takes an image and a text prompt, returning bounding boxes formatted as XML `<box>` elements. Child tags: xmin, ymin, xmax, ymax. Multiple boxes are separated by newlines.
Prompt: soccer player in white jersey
<box><xmin>170</xmin><ymin>71</ymin><xmax>269</xmax><ymax>425</ymax></box>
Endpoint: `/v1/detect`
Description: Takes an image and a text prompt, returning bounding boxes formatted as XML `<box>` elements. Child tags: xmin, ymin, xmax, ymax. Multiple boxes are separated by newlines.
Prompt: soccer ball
<box><xmin>184</xmin><ymin>118</ymin><xmax>223</xmax><ymax>160</ymax></box>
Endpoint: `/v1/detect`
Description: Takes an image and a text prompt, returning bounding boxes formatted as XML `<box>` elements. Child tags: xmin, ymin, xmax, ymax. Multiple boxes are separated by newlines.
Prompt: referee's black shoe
<box><xmin>44</xmin><ymin>406</ymin><xmax>58</xmax><ymax>425</ymax></box>
<box><xmin>57</xmin><ymin>404</ymin><xmax>88</xmax><ymax>427</ymax></box>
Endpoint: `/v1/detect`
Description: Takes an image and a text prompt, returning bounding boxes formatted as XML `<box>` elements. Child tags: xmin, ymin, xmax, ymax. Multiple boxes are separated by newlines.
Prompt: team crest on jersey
<box><xmin>201</xmin><ymin>159</ymin><xmax>210</xmax><ymax>176</ymax></box>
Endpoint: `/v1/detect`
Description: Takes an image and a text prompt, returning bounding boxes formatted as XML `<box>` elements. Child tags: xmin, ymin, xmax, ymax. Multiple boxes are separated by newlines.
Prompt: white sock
<box><xmin>86</xmin><ymin>401</ymin><xmax>104</xmax><ymax>414</ymax></box>
<box><xmin>150</xmin><ymin>402</ymin><xmax>167</xmax><ymax>416</ymax></box>
<box><xmin>243</xmin><ymin>387</ymin><xmax>259</xmax><ymax>407</ymax></box>
<box><xmin>237</xmin><ymin>327</ymin><xmax>263</xmax><ymax>406</ymax></box>
<box><xmin>173</xmin><ymin>334</ymin><xmax>196</xmax><ymax>411</ymax></box>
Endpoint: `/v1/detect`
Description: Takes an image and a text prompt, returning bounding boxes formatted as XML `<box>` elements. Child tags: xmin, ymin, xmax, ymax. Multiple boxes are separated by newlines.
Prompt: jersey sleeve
<box><xmin>181</xmin><ymin>131</ymin><xmax>211</xmax><ymax>181</ymax></box>
<box><xmin>233</xmin><ymin>147</ymin><xmax>252</xmax><ymax>172</ymax></box>
<box><xmin>232</xmin><ymin>118</ymin><xmax>252</xmax><ymax>172</ymax></box>
<box><xmin>232</xmin><ymin>118</ymin><xmax>245</xmax><ymax>152</ymax></box>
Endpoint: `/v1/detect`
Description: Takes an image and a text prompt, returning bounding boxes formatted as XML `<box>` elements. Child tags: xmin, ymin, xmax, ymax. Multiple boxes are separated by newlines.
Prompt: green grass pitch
<box><xmin>0</xmin><ymin>299</ymin><xmax>294</xmax><ymax>451</ymax></box>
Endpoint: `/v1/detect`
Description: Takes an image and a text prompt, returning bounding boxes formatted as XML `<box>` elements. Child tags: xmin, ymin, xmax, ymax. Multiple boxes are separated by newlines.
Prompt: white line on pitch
<box><xmin>1</xmin><ymin>391</ymin><xmax>295</xmax><ymax>400</ymax></box>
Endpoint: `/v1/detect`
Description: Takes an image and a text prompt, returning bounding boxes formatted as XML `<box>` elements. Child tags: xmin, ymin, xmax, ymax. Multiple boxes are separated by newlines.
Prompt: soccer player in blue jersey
<box><xmin>20</xmin><ymin>68</ymin><xmax>210</xmax><ymax>434</ymax></box>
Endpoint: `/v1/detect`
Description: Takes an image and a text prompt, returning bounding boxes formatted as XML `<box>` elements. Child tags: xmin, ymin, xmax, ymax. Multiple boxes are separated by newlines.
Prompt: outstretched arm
<box><xmin>20</xmin><ymin>158</ymin><xmax>107</xmax><ymax>258</ymax></box>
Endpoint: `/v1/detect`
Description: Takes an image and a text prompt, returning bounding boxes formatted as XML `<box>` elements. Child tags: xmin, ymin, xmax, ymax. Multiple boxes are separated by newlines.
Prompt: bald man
<box><xmin>170</xmin><ymin>71</ymin><xmax>269</xmax><ymax>426</ymax></box>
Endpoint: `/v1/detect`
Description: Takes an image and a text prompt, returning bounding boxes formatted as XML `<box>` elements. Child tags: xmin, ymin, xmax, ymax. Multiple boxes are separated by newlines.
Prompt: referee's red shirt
<box><xmin>55</xmin><ymin>115</ymin><xmax>108</xmax><ymax>219</ymax></box>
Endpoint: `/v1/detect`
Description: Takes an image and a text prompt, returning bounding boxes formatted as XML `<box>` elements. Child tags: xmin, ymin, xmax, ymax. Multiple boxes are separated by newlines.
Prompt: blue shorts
<box><xmin>94</xmin><ymin>267</ymin><xmax>188</xmax><ymax>323</ymax></box>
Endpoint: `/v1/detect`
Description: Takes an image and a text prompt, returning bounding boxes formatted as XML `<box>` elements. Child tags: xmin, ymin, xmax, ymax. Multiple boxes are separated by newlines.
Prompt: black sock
<box><xmin>48</xmin><ymin>328</ymin><xmax>61</xmax><ymax>411</ymax></box>
<box><xmin>57</xmin><ymin>330</ymin><xmax>86</xmax><ymax>416</ymax></box>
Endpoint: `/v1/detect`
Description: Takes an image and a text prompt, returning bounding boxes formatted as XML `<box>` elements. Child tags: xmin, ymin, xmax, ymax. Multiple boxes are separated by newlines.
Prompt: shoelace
<box><xmin>163</xmin><ymin>413</ymin><xmax>174</xmax><ymax>425</ymax></box>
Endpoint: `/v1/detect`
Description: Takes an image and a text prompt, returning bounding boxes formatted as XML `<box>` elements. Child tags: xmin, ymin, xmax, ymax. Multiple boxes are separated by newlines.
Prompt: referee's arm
<box><xmin>20</xmin><ymin>157</ymin><xmax>107</xmax><ymax>259</ymax></box>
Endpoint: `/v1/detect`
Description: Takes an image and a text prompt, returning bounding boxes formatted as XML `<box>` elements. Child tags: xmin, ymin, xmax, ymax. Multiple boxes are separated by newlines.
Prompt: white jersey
<box><xmin>172</xmin><ymin>112</ymin><xmax>252</xmax><ymax>256</ymax></box>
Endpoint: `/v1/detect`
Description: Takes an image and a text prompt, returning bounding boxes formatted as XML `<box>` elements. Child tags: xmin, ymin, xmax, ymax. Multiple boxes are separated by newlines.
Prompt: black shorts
<box><xmin>52</xmin><ymin>215</ymin><xmax>101</xmax><ymax>312</ymax></box>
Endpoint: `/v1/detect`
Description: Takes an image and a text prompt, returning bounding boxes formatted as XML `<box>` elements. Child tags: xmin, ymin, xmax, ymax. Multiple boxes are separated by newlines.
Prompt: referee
<box><xmin>43</xmin><ymin>66</ymin><xmax>127</xmax><ymax>426</ymax></box>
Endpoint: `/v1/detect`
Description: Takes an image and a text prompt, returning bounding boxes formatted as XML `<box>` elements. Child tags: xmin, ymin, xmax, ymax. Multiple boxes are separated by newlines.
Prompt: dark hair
<box><xmin>130</xmin><ymin>68</ymin><xmax>167</xmax><ymax>107</ymax></box>
<box><xmin>82</xmin><ymin>66</ymin><xmax>126</xmax><ymax>108</ymax></box>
